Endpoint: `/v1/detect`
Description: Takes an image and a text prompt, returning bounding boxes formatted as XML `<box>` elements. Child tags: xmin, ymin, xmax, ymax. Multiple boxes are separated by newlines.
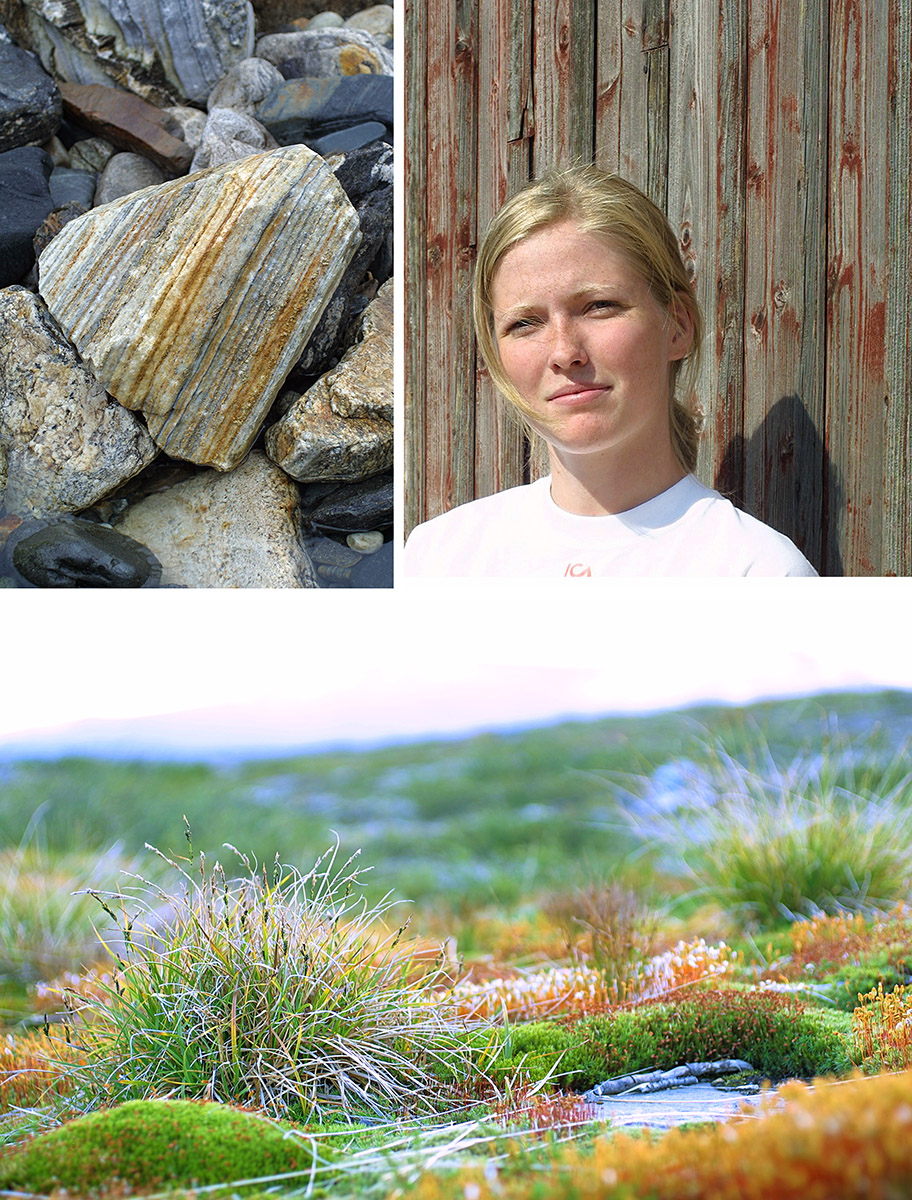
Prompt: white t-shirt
<box><xmin>403</xmin><ymin>475</ymin><xmax>818</xmax><ymax>578</ymax></box>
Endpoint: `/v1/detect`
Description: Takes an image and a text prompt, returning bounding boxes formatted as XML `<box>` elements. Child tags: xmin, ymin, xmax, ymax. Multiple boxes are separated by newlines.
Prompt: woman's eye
<box><xmin>589</xmin><ymin>299</ymin><xmax>619</xmax><ymax>313</ymax></box>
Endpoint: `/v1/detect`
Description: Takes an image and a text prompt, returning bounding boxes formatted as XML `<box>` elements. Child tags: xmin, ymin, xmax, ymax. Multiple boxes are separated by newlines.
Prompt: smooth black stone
<box><xmin>49</xmin><ymin>166</ymin><xmax>96</xmax><ymax>208</ymax></box>
<box><xmin>308</xmin><ymin>121</ymin><xmax>387</xmax><ymax>157</ymax></box>
<box><xmin>0</xmin><ymin>26</ymin><xmax>62</xmax><ymax>153</ymax></box>
<box><xmin>308</xmin><ymin>472</ymin><xmax>393</xmax><ymax>532</ymax></box>
<box><xmin>6</xmin><ymin>518</ymin><xmax>162</xmax><ymax>588</ymax></box>
<box><xmin>0</xmin><ymin>145</ymin><xmax>54</xmax><ymax>285</ymax></box>
<box><xmin>257</xmin><ymin>75</ymin><xmax>393</xmax><ymax>144</ymax></box>
<box><xmin>295</xmin><ymin>177</ymin><xmax>392</xmax><ymax>374</ymax></box>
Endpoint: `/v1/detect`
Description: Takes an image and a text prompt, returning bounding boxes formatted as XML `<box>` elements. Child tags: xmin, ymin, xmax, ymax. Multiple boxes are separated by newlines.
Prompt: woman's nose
<box><xmin>548</xmin><ymin>318</ymin><xmax>588</xmax><ymax>369</ymax></box>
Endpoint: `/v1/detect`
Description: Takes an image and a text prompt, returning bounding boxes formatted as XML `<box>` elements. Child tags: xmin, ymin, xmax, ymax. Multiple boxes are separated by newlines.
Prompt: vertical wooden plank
<box><xmin>404</xmin><ymin>0</ymin><xmax>427</xmax><ymax>533</ymax></box>
<box><xmin>532</xmin><ymin>0</ymin><xmax>595</xmax><ymax>174</ymax></box>
<box><xmin>668</xmin><ymin>0</ymin><xmax>747</xmax><ymax>497</ymax></box>
<box><xmin>827</xmin><ymin>0</ymin><xmax>889</xmax><ymax>575</ymax></box>
<box><xmin>884</xmin><ymin>0</ymin><xmax>912</xmax><ymax>576</ymax></box>
<box><xmin>643</xmin><ymin>0</ymin><xmax>669</xmax><ymax>211</ymax></box>
<box><xmin>743</xmin><ymin>0</ymin><xmax>828</xmax><ymax>572</ymax></box>
<box><xmin>473</xmin><ymin>0</ymin><xmax>531</xmax><ymax>497</ymax></box>
<box><xmin>420</xmin><ymin>0</ymin><xmax>479</xmax><ymax>522</ymax></box>
<box><xmin>594</xmin><ymin>0</ymin><xmax>623</xmax><ymax>171</ymax></box>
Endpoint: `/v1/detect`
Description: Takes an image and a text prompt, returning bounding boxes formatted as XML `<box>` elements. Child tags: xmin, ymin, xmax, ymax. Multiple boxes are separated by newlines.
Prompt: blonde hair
<box><xmin>472</xmin><ymin>165</ymin><xmax>704</xmax><ymax>472</ymax></box>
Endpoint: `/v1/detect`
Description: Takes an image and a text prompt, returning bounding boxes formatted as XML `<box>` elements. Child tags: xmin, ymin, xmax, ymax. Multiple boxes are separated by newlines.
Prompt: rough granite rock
<box><xmin>317</xmin><ymin>278</ymin><xmax>392</xmax><ymax>421</ymax></box>
<box><xmin>265</xmin><ymin>389</ymin><xmax>392</xmax><ymax>483</ymax></box>
<box><xmin>255</xmin><ymin>28</ymin><xmax>393</xmax><ymax>78</ymax></box>
<box><xmin>1</xmin><ymin>0</ymin><xmax>255</xmax><ymax>107</ymax></box>
<box><xmin>162</xmin><ymin>105</ymin><xmax>208</xmax><ymax>151</ymax></box>
<box><xmin>38</xmin><ymin>144</ymin><xmax>361</xmax><ymax>471</ymax></box>
<box><xmin>190</xmin><ymin>107</ymin><xmax>277</xmax><ymax>171</ymax></box>
<box><xmin>0</xmin><ymin>287</ymin><xmax>157</xmax><ymax>517</ymax></box>
<box><xmin>114</xmin><ymin>451</ymin><xmax>316</xmax><ymax>588</ymax></box>
<box><xmin>207</xmin><ymin>56</ymin><xmax>285</xmax><ymax>116</ymax></box>
<box><xmin>345</xmin><ymin>5</ymin><xmax>394</xmax><ymax>40</ymax></box>
<box><xmin>58</xmin><ymin>83</ymin><xmax>192</xmax><ymax>175</ymax></box>
<box><xmin>0</xmin><ymin>24</ymin><xmax>62</xmax><ymax>153</ymax></box>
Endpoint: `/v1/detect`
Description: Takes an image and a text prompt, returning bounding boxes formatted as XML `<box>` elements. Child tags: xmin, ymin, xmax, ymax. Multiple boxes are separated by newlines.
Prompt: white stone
<box><xmin>114</xmin><ymin>451</ymin><xmax>316</xmax><ymax>588</ymax></box>
<box><xmin>190</xmin><ymin>107</ymin><xmax>277</xmax><ymax>171</ymax></box>
<box><xmin>347</xmin><ymin>530</ymin><xmax>383</xmax><ymax>553</ymax></box>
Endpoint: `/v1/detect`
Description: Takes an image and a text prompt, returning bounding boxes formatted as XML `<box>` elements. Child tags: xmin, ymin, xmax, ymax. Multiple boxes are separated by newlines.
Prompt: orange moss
<box><xmin>407</xmin><ymin>1071</ymin><xmax>912</xmax><ymax>1200</ymax></box>
<box><xmin>0</xmin><ymin>1031</ymin><xmax>83</xmax><ymax>1111</ymax></box>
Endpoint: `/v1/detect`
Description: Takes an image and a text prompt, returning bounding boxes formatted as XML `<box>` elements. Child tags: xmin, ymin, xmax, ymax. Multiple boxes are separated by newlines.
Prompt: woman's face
<box><xmin>490</xmin><ymin>221</ymin><xmax>692</xmax><ymax>461</ymax></box>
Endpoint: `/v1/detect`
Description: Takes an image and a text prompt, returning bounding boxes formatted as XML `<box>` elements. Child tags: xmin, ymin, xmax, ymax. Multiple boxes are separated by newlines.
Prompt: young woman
<box><xmin>403</xmin><ymin>165</ymin><xmax>817</xmax><ymax>578</ymax></box>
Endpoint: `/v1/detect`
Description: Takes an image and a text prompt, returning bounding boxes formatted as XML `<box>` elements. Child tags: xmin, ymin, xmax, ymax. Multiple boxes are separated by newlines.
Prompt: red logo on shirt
<box><xmin>564</xmin><ymin>563</ymin><xmax>592</xmax><ymax>577</ymax></box>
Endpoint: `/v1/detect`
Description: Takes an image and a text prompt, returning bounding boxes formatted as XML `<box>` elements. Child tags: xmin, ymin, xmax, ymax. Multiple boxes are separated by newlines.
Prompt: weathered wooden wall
<box><xmin>405</xmin><ymin>0</ymin><xmax>912</xmax><ymax>576</ymax></box>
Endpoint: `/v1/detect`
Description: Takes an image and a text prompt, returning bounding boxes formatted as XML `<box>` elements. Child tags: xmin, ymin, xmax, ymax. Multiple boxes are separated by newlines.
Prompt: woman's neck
<box><xmin>546</xmin><ymin>443</ymin><xmax>687</xmax><ymax>516</ymax></box>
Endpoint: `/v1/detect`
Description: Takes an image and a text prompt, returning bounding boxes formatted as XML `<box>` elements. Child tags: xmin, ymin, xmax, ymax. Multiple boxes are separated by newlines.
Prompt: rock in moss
<box><xmin>0</xmin><ymin>1098</ymin><xmax>329</xmax><ymax>1194</ymax></box>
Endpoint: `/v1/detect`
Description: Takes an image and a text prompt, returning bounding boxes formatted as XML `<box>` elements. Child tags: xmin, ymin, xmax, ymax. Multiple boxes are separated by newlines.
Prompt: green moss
<box><xmin>495</xmin><ymin>992</ymin><xmax>854</xmax><ymax>1091</ymax></box>
<box><xmin>0</xmin><ymin>1099</ymin><xmax>333</xmax><ymax>1195</ymax></box>
<box><xmin>823</xmin><ymin>963</ymin><xmax>908</xmax><ymax>1011</ymax></box>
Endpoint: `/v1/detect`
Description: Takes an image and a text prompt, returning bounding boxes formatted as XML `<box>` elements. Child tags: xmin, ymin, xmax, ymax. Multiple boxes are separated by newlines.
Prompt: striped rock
<box><xmin>38</xmin><ymin>145</ymin><xmax>361</xmax><ymax>471</ymax></box>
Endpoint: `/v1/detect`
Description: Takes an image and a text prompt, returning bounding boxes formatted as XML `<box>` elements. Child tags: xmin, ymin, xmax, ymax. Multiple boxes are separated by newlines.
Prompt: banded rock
<box><xmin>2</xmin><ymin>0</ymin><xmax>255</xmax><ymax>107</ymax></box>
<box><xmin>0</xmin><ymin>287</ymin><xmax>157</xmax><ymax>517</ymax></box>
<box><xmin>38</xmin><ymin>145</ymin><xmax>361</xmax><ymax>471</ymax></box>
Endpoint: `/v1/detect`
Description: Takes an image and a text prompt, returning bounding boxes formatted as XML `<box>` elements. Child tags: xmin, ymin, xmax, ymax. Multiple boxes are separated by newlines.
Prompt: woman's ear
<box><xmin>668</xmin><ymin>297</ymin><xmax>695</xmax><ymax>362</ymax></box>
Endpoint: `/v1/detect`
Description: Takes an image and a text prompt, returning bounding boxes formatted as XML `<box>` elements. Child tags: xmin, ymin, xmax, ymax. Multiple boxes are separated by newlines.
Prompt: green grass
<box><xmin>58</xmin><ymin>834</ymin><xmax>499</xmax><ymax>1122</ymax></box>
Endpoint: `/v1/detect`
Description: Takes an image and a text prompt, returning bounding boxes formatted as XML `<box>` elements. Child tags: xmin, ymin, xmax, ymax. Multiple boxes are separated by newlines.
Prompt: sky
<box><xmin>1</xmin><ymin>583</ymin><xmax>909</xmax><ymax>756</ymax></box>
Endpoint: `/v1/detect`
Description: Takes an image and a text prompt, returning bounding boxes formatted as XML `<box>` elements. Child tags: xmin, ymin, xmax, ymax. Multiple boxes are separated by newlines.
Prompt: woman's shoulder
<box><xmin>678</xmin><ymin>477</ymin><xmax>818</xmax><ymax>576</ymax></box>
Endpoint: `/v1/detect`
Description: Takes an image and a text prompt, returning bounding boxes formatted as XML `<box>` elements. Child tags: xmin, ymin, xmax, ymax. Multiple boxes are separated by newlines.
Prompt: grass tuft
<box><xmin>55</xmin><ymin>835</ymin><xmax>498</xmax><ymax>1121</ymax></box>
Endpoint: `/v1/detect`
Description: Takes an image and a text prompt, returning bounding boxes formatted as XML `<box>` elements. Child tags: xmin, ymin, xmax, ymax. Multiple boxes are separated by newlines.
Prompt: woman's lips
<box><xmin>546</xmin><ymin>385</ymin><xmax>610</xmax><ymax>406</ymax></box>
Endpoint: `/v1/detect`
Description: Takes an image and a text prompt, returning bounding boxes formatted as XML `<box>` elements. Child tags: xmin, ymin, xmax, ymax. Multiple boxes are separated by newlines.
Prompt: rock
<box><xmin>1</xmin><ymin>515</ymin><xmax>162</xmax><ymax>587</ymax></box>
<box><xmin>207</xmin><ymin>57</ymin><xmax>285</xmax><ymax>116</ymax></box>
<box><xmin>0</xmin><ymin>24</ymin><xmax>62</xmax><ymax>153</ymax></box>
<box><xmin>38</xmin><ymin>144</ymin><xmax>361</xmax><ymax>471</ymax></box>
<box><xmin>190</xmin><ymin>108</ymin><xmax>277</xmax><ymax>172</ymax></box>
<box><xmin>345</xmin><ymin>6</ymin><xmax>394</xmax><ymax>40</ymax></box>
<box><xmin>308</xmin><ymin>472</ymin><xmax>393</xmax><ymax>531</ymax></box>
<box><xmin>307</xmin><ymin>13</ymin><xmax>346</xmax><ymax>30</ymax></box>
<box><xmin>0</xmin><ymin>287</ymin><xmax>158</xmax><ymax>518</ymax></box>
<box><xmin>257</xmin><ymin>75</ymin><xmax>393</xmax><ymax>144</ymax></box>
<box><xmin>294</xmin><ymin>144</ymin><xmax>392</xmax><ymax>374</ymax></box>
<box><xmin>255</xmin><ymin>29</ymin><xmax>393</xmax><ymax>79</ymax></box>
<box><xmin>347</xmin><ymin>529</ymin><xmax>383</xmax><ymax>553</ymax></box>
<box><xmin>48</xmin><ymin>167</ymin><xmax>96</xmax><ymax>208</ymax></box>
<box><xmin>162</xmin><ymin>106</ymin><xmax>208</xmax><ymax>151</ymax></box>
<box><xmin>0</xmin><ymin>145</ymin><xmax>54</xmax><ymax>286</ymax></box>
<box><xmin>265</xmin><ymin>389</ymin><xmax>392</xmax><ymax>482</ymax></box>
<box><xmin>41</xmin><ymin>135</ymin><xmax>70</xmax><ymax>167</ymax></box>
<box><xmin>32</xmin><ymin>201</ymin><xmax>88</xmax><ymax>258</ymax></box>
<box><xmin>306</xmin><ymin>536</ymin><xmax>362</xmax><ymax>568</ymax></box>
<box><xmin>0</xmin><ymin>439</ymin><xmax>6</xmax><ymax>496</ymax></box>
<box><xmin>58</xmin><ymin>83</ymin><xmax>192</xmax><ymax>175</ymax></box>
<box><xmin>2</xmin><ymin>0</ymin><xmax>255</xmax><ymax>107</ymax></box>
<box><xmin>314</xmin><ymin>277</ymin><xmax>393</xmax><ymax>421</ymax></box>
<box><xmin>113</xmin><ymin>451</ymin><xmax>316</xmax><ymax>588</ymax></box>
<box><xmin>309</xmin><ymin>121</ymin><xmax>386</xmax><ymax>157</ymax></box>
<box><xmin>94</xmin><ymin>152</ymin><xmax>165</xmax><ymax>205</ymax></box>
<box><xmin>68</xmin><ymin>136</ymin><xmax>114</xmax><ymax>173</ymax></box>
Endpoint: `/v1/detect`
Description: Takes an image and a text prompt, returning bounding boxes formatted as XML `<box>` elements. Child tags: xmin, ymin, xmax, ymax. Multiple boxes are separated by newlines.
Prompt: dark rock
<box><xmin>57</xmin><ymin>83</ymin><xmax>193</xmax><ymax>175</ymax></box>
<box><xmin>0</xmin><ymin>144</ymin><xmax>54</xmax><ymax>285</ymax></box>
<box><xmin>347</xmin><ymin>539</ymin><xmax>391</xmax><ymax>587</ymax></box>
<box><xmin>48</xmin><ymin>166</ymin><xmax>96</xmax><ymax>208</ymax></box>
<box><xmin>332</xmin><ymin>141</ymin><xmax>393</xmax><ymax>206</ymax></box>
<box><xmin>32</xmin><ymin>200</ymin><xmax>88</xmax><ymax>257</ymax></box>
<box><xmin>294</xmin><ymin>161</ymin><xmax>391</xmax><ymax>373</ymax></box>
<box><xmin>308</xmin><ymin>121</ymin><xmax>386</xmax><ymax>157</ymax></box>
<box><xmin>256</xmin><ymin>74</ymin><xmax>392</xmax><ymax>144</ymax></box>
<box><xmin>0</xmin><ymin>24</ymin><xmax>62</xmax><ymax>153</ymax></box>
<box><xmin>307</xmin><ymin>472</ymin><xmax>393</xmax><ymax>531</ymax></box>
<box><xmin>2</xmin><ymin>516</ymin><xmax>162</xmax><ymax>587</ymax></box>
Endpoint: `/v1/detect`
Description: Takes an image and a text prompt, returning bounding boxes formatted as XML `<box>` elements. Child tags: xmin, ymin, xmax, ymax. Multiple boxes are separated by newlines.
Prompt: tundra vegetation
<box><xmin>2</xmin><ymin>690</ymin><xmax>912</xmax><ymax>1198</ymax></box>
